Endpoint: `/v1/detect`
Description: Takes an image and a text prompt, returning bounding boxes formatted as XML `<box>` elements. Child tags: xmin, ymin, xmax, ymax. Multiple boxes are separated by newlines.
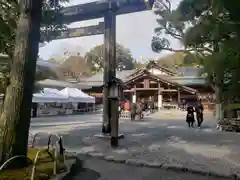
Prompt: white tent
<box><xmin>43</xmin><ymin>88</ymin><xmax>63</xmax><ymax>95</ymax></box>
<box><xmin>60</xmin><ymin>87</ymin><xmax>95</xmax><ymax>103</ymax></box>
<box><xmin>32</xmin><ymin>88</ymin><xmax>69</xmax><ymax>103</ymax></box>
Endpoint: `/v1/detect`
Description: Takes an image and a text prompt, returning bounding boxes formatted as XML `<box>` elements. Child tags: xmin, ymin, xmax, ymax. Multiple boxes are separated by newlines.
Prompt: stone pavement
<box><xmin>31</xmin><ymin>111</ymin><xmax>240</xmax><ymax>178</ymax></box>
<box><xmin>73</xmin><ymin>155</ymin><xmax>229</xmax><ymax>180</ymax></box>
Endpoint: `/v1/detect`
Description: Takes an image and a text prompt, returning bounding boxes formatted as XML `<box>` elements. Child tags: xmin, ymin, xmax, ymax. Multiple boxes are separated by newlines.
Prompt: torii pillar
<box><xmin>102</xmin><ymin>4</ymin><xmax>116</xmax><ymax>134</ymax></box>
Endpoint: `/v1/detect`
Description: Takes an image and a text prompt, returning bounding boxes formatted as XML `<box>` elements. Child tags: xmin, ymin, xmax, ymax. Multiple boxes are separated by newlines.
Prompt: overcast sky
<box><xmin>39</xmin><ymin>0</ymin><xmax>182</xmax><ymax>61</ymax></box>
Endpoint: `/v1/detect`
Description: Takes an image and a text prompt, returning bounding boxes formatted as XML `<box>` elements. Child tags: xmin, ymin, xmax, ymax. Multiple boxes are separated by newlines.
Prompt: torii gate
<box><xmin>45</xmin><ymin>0</ymin><xmax>155</xmax><ymax>146</ymax></box>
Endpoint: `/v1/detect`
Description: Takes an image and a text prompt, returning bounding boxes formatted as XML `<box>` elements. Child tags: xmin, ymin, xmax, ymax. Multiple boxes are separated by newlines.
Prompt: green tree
<box><xmin>178</xmin><ymin>0</ymin><xmax>240</xmax><ymax>119</ymax></box>
<box><xmin>85</xmin><ymin>43</ymin><xmax>135</xmax><ymax>74</ymax></box>
<box><xmin>152</xmin><ymin>0</ymin><xmax>240</xmax><ymax>121</ymax></box>
<box><xmin>0</xmin><ymin>0</ymin><xmax>67</xmax><ymax>165</ymax></box>
<box><xmin>133</xmin><ymin>60</ymin><xmax>145</xmax><ymax>69</ymax></box>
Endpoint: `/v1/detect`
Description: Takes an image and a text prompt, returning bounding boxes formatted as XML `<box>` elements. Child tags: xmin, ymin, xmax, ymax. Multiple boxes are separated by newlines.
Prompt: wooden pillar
<box><xmin>158</xmin><ymin>81</ymin><xmax>162</xmax><ymax>110</ymax></box>
<box><xmin>144</xmin><ymin>79</ymin><xmax>149</xmax><ymax>88</ymax></box>
<box><xmin>102</xmin><ymin>6</ymin><xmax>116</xmax><ymax>134</ymax></box>
<box><xmin>177</xmin><ymin>88</ymin><xmax>181</xmax><ymax>109</ymax></box>
<box><xmin>132</xmin><ymin>84</ymin><xmax>136</xmax><ymax>103</ymax></box>
<box><xmin>168</xmin><ymin>83</ymin><xmax>172</xmax><ymax>101</ymax></box>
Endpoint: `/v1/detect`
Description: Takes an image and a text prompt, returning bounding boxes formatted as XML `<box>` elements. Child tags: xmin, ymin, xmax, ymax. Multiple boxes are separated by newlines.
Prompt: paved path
<box><xmin>74</xmin><ymin>156</ymin><xmax>228</xmax><ymax>180</ymax></box>
<box><xmin>30</xmin><ymin>111</ymin><xmax>240</xmax><ymax>178</ymax></box>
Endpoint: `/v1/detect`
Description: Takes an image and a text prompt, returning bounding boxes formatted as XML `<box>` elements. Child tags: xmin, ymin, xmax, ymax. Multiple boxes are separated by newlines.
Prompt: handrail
<box><xmin>31</xmin><ymin>132</ymin><xmax>60</xmax><ymax>149</ymax></box>
<box><xmin>0</xmin><ymin>155</ymin><xmax>30</xmax><ymax>171</ymax></box>
<box><xmin>1</xmin><ymin>132</ymin><xmax>67</xmax><ymax>179</ymax></box>
<box><xmin>31</xmin><ymin>132</ymin><xmax>50</xmax><ymax>148</ymax></box>
<box><xmin>31</xmin><ymin>132</ymin><xmax>65</xmax><ymax>164</ymax></box>
<box><xmin>47</xmin><ymin>133</ymin><xmax>61</xmax><ymax>151</ymax></box>
<box><xmin>31</xmin><ymin>142</ymin><xmax>59</xmax><ymax>180</ymax></box>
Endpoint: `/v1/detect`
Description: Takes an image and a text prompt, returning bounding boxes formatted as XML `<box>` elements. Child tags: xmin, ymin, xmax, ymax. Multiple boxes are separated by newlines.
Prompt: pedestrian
<box><xmin>130</xmin><ymin>102</ymin><xmax>137</xmax><ymax>121</ymax></box>
<box><xmin>136</xmin><ymin>100</ymin><xmax>143</xmax><ymax>120</ymax></box>
<box><xmin>186</xmin><ymin>105</ymin><xmax>195</xmax><ymax>128</ymax></box>
<box><xmin>182</xmin><ymin>99</ymin><xmax>186</xmax><ymax>111</ymax></box>
<box><xmin>195</xmin><ymin>99</ymin><xmax>204</xmax><ymax>128</ymax></box>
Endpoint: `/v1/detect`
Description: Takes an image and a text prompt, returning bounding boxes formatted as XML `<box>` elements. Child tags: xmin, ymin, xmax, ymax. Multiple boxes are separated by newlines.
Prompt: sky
<box><xmin>39</xmin><ymin>0</ymin><xmax>182</xmax><ymax>61</ymax></box>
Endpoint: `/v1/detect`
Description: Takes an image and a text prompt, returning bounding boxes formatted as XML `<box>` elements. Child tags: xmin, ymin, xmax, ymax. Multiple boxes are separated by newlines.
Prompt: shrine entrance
<box><xmin>47</xmin><ymin>0</ymin><xmax>155</xmax><ymax>146</ymax></box>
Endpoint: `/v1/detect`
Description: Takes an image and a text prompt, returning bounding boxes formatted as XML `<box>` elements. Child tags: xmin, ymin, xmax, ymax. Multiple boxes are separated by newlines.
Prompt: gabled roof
<box><xmin>126</xmin><ymin>61</ymin><xmax>180</xmax><ymax>79</ymax></box>
<box><xmin>147</xmin><ymin>61</ymin><xmax>180</xmax><ymax>76</ymax></box>
<box><xmin>124</xmin><ymin>70</ymin><xmax>198</xmax><ymax>94</ymax></box>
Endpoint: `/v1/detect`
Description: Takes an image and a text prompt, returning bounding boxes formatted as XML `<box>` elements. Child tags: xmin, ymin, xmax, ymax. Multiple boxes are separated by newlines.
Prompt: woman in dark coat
<box><xmin>186</xmin><ymin>105</ymin><xmax>195</xmax><ymax>127</ymax></box>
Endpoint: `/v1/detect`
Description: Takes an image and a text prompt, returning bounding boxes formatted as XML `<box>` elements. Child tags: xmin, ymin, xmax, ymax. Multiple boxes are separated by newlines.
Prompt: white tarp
<box><xmin>60</xmin><ymin>87</ymin><xmax>95</xmax><ymax>103</ymax></box>
<box><xmin>32</xmin><ymin>88</ymin><xmax>69</xmax><ymax>103</ymax></box>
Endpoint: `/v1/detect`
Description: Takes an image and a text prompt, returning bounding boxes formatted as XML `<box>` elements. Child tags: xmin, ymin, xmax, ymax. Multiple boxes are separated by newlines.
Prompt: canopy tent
<box><xmin>32</xmin><ymin>88</ymin><xmax>69</xmax><ymax>103</ymax></box>
<box><xmin>43</xmin><ymin>88</ymin><xmax>63</xmax><ymax>95</ymax></box>
<box><xmin>60</xmin><ymin>87</ymin><xmax>95</xmax><ymax>103</ymax></box>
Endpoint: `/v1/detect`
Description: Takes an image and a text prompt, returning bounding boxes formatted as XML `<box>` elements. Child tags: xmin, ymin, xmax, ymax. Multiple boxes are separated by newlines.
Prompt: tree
<box><xmin>0</xmin><ymin>0</ymin><xmax>66</xmax><ymax>165</ymax></box>
<box><xmin>85</xmin><ymin>43</ymin><xmax>135</xmax><ymax>74</ymax></box>
<box><xmin>151</xmin><ymin>0</ymin><xmax>240</xmax><ymax>122</ymax></box>
<box><xmin>155</xmin><ymin>52</ymin><xmax>199</xmax><ymax>68</ymax></box>
<box><xmin>151</xmin><ymin>0</ymin><xmax>212</xmax><ymax>54</ymax></box>
<box><xmin>172</xmin><ymin>0</ymin><xmax>240</xmax><ymax>120</ymax></box>
<box><xmin>57</xmin><ymin>55</ymin><xmax>91</xmax><ymax>79</ymax></box>
<box><xmin>0</xmin><ymin>0</ymin><xmax>67</xmax><ymax>58</ymax></box>
<box><xmin>47</xmin><ymin>57</ymin><xmax>59</xmax><ymax>63</ymax></box>
<box><xmin>133</xmin><ymin>60</ymin><xmax>145</xmax><ymax>69</ymax></box>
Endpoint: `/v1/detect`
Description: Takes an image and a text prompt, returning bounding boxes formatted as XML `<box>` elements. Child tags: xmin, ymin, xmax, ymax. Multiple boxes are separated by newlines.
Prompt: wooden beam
<box><xmin>89</xmin><ymin>92</ymin><xmax>103</xmax><ymax>97</ymax></box>
<box><xmin>162</xmin><ymin>89</ymin><xmax>178</xmax><ymax>92</ymax></box>
<box><xmin>43</xmin><ymin>0</ymin><xmax>155</xmax><ymax>24</ymax></box>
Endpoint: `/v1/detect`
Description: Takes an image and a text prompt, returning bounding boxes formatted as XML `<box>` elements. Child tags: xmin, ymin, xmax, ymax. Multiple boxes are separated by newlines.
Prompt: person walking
<box><xmin>186</xmin><ymin>105</ymin><xmax>195</xmax><ymax>128</ymax></box>
<box><xmin>135</xmin><ymin>100</ymin><xmax>143</xmax><ymax>120</ymax></box>
<box><xmin>130</xmin><ymin>102</ymin><xmax>137</xmax><ymax>121</ymax></box>
<box><xmin>195</xmin><ymin>99</ymin><xmax>204</xmax><ymax>128</ymax></box>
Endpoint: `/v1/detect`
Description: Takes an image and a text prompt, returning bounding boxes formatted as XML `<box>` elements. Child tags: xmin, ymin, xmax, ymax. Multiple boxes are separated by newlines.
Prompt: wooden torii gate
<box><xmin>44</xmin><ymin>0</ymin><xmax>155</xmax><ymax>146</ymax></box>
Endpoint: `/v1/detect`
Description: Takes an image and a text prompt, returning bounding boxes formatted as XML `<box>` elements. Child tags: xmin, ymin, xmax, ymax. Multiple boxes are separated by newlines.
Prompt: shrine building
<box><xmin>82</xmin><ymin>61</ymin><xmax>215</xmax><ymax>110</ymax></box>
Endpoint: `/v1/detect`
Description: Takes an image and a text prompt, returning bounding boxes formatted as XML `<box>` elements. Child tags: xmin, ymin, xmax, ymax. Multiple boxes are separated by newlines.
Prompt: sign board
<box><xmin>49</xmin><ymin>22</ymin><xmax>104</xmax><ymax>40</ymax></box>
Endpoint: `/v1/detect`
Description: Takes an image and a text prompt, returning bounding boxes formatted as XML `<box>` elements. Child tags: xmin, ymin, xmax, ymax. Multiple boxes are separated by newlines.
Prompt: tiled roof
<box><xmin>171</xmin><ymin>67</ymin><xmax>203</xmax><ymax>76</ymax></box>
<box><xmin>81</xmin><ymin>69</ymin><xmax>136</xmax><ymax>86</ymax></box>
<box><xmin>169</xmin><ymin>76</ymin><xmax>206</xmax><ymax>85</ymax></box>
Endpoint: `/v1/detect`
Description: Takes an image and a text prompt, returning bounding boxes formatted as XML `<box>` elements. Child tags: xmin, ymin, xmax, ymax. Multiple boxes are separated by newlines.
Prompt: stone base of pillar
<box><xmin>94</xmin><ymin>133</ymin><xmax>124</xmax><ymax>139</ymax></box>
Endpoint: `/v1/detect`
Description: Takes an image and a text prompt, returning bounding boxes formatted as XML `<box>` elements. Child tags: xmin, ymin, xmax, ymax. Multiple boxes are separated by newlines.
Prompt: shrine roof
<box><xmin>80</xmin><ymin>69</ymin><xmax>136</xmax><ymax>86</ymax></box>
<box><xmin>171</xmin><ymin>67</ymin><xmax>203</xmax><ymax>77</ymax></box>
<box><xmin>124</xmin><ymin>70</ymin><xmax>198</xmax><ymax>94</ymax></box>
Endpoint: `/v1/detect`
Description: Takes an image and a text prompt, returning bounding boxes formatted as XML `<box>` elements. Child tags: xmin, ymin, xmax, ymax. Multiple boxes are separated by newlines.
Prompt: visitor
<box><xmin>182</xmin><ymin>99</ymin><xmax>186</xmax><ymax>111</ymax></box>
<box><xmin>124</xmin><ymin>100</ymin><xmax>130</xmax><ymax>111</ymax></box>
<box><xmin>130</xmin><ymin>102</ymin><xmax>137</xmax><ymax>121</ymax></box>
<box><xmin>136</xmin><ymin>100</ymin><xmax>143</xmax><ymax>120</ymax></box>
<box><xmin>186</xmin><ymin>105</ymin><xmax>195</xmax><ymax>128</ymax></box>
<box><xmin>195</xmin><ymin>99</ymin><xmax>204</xmax><ymax>128</ymax></box>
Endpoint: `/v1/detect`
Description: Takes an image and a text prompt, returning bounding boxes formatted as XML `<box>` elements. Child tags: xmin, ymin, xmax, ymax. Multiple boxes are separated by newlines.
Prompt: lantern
<box><xmin>107</xmin><ymin>77</ymin><xmax>124</xmax><ymax>100</ymax></box>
